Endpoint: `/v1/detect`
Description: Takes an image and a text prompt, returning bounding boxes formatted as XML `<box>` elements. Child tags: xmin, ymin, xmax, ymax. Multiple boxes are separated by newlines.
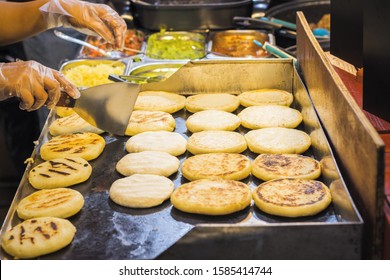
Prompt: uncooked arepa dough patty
<box><xmin>171</xmin><ymin>179</ymin><xmax>252</xmax><ymax>215</ymax></box>
<box><xmin>109</xmin><ymin>174</ymin><xmax>174</xmax><ymax>208</ymax></box>
<box><xmin>1</xmin><ymin>217</ymin><xmax>76</xmax><ymax>259</ymax></box>
<box><xmin>116</xmin><ymin>151</ymin><xmax>180</xmax><ymax>177</ymax></box>
<box><xmin>181</xmin><ymin>153</ymin><xmax>251</xmax><ymax>181</ymax></box>
<box><xmin>125</xmin><ymin>131</ymin><xmax>187</xmax><ymax>156</ymax></box>
<box><xmin>28</xmin><ymin>157</ymin><xmax>92</xmax><ymax>189</ymax></box>
<box><xmin>252</xmin><ymin>153</ymin><xmax>321</xmax><ymax>181</ymax></box>
<box><xmin>239</xmin><ymin>89</ymin><xmax>294</xmax><ymax>107</ymax></box>
<box><xmin>40</xmin><ymin>132</ymin><xmax>105</xmax><ymax>161</ymax></box>
<box><xmin>253</xmin><ymin>178</ymin><xmax>332</xmax><ymax>217</ymax></box>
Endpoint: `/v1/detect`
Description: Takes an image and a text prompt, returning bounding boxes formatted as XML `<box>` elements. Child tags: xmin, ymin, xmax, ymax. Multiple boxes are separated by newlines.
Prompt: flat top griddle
<box><xmin>0</xmin><ymin>60</ymin><xmax>362</xmax><ymax>260</ymax></box>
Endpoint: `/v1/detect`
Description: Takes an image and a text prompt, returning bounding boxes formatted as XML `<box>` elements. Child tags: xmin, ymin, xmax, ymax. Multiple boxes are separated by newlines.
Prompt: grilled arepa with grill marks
<box><xmin>238</xmin><ymin>89</ymin><xmax>294</xmax><ymax>107</ymax></box>
<box><xmin>252</xmin><ymin>154</ymin><xmax>321</xmax><ymax>181</ymax></box>
<box><xmin>187</xmin><ymin>130</ymin><xmax>247</xmax><ymax>154</ymax></box>
<box><xmin>125</xmin><ymin>110</ymin><xmax>176</xmax><ymax>136</ymax></box>
<box><xmin>17</xmin><ymin>188</ymin><xmax>84</xmax><ymax>219</ymax></box>
<box><xmin>185</xmin><ymin>93</ymin><xmax>240</xmax><ymax>113</ymax></box>
<box><xmin>253</xmin><ymin>178</ymin><xmax>332</xmax><ymax>217</ymax></box>
<box><xmin>171</xmin><ymin>179</ymin><xmax>252</xmax><ymax>215</ymax></box>
<box><xmin>49</xmin><ymin>114</ymin><xmax>104</xmax><ymax>136</ymax></box>
<box><xmin>182</xmin><ymin>153</ymin><xmax>251</xmax><ymax>181</ymax></box>
<box><xmin>1</xmin><ymin>217</ymin><xmax>76</xmax><ymax>259</ymax></box>
<box><xmin>40</xmin><ymin>132</ymin><xmax>105</xmax><ymax>161</ymax></box>
<box><xmin>28</xmin><ymin>157</ymin><xmax>92</xmax><ymax>189</ymax></box>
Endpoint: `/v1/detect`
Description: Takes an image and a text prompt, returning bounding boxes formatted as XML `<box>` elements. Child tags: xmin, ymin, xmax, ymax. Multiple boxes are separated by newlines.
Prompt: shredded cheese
<box><xmin>63</xmin><ymin>63</ymin><xmax>125</xmax><ymax>87</ymax></box>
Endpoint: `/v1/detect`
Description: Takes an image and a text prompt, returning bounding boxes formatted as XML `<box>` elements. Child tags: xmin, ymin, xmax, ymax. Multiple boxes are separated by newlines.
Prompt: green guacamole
<box><xmin>146</xmin><ymin>32</ymin><xmax>206</xmax><ymax>60</ymax></box>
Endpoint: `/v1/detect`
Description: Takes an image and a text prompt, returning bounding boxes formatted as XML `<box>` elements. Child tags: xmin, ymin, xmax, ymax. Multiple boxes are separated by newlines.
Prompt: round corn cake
<box><xmin>253</xmin><ymin>178</ymin><xmax>332</xmax><ymax>217</ymax></box>
<box><xmin>320</xmin><ymin>156</ymin><xmax>340</xmax><ymax>180</ymax></box>
<box><xmin>185</xmin><ymin>93</ymin><xmax>240</xmax><ymax>113</ymax></box>
<box><xmin>245</xmin><ymin>128</ymin><xmax>311</xmax><ymax>154</ymax></box>
<box><xmin>125</xmin><ymin>110</ymin><xmax>176</xmax><ymax>136</ymax></box>
<box><xmin>109</xmin><ymin>174</ymin><xmax>174</xmax><ymax>208</ymax></box>
<box><xmin>49</xmin><ymin>114</ymin><xmax>104</xmax><ymax>136</ymax></box>
<box><xmin>17</xmin><ymin>188</ymin><xmax>84</xmax><ymax>220</ymax></box>
<box><xmin>185</xmin><ymin>110</ymin><xmax>241</xmax><ymax>132</ymax></box>
<box><xmin>55</xmin><ymin>107</ymin><xmax>76</xmax><ymax>117</ymax></box>
<box><xmin>28</xmin><ymin>157</ymin><xmax>92</xmax><ymax>189</ymax></box>
<box><xmin>171</xmin><ymin>179</ymin><xmax>252</xmax><ymax>215</ymax></box>
<box><xmin>1</xmin><ymin>217</ymin><xmax>76</xmax><ymax>259</ymax></box>
<box><xmin>40</xmin><ymin>132</ymin><xmax>105</xmax><ymax>161</ymax></box>
<box><xmin>134</xmin><ymin>91</ymin><xmax>186</xmax><ymax>113</ymax></box>
<box><xmin>252</xmin><ymin>154</ymin><xmax>321</xmax><ymax>181</ymax></box>
<box><xmin>125</xmin><ymin>131</ymin><xmax>187</xmax><ymax>156</ymax></box>
<box><xmin>239</xmin><ymin>89</ymin><xmax>293</xmax><ymax>107</ymax></box>
<box><xmin>238</xmin><ymin>105</ymin><xmax>302</xmax><ymax>129</ymax></box>
<box><xmin>329</xmin><ymin>179</ymin><xmax>355</xmax><ymax>214</ymax></box>
<box><xmin>182</xmin><ymin>153</ymin><xmax>251</xmax><ymax>181</ymax></box>
<box><xmin>116</xmin><ymin>151</ymin><xmax>180</xmax><ymax>177</ymax></box>
<box><xmin>187</xmin><ymin>130</ymin><xmax>247</xmax><ymax>154</ymax></box>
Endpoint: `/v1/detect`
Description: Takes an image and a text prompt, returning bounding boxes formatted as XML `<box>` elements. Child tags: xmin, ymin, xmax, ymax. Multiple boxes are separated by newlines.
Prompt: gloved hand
<box><xmin>0</xmin><ymin>61</ymin><xmax>80</xmax><ymax>111</ymax></box>
<box><xmin>39</xmin><ymin>0</ymin><xmax>126</xmax><ymax>49</ymax></box>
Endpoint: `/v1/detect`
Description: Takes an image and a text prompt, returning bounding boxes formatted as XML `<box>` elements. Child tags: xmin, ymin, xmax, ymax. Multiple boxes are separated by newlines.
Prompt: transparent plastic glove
<box><xmin>0</xmin><ymin>61</ymin><xmax>80</xmax><ymax>111</ymax></box>
<box><xmin>39</xmin><ymin>0</ymin><xmax>126</xmax><ymax>49</ymax></box>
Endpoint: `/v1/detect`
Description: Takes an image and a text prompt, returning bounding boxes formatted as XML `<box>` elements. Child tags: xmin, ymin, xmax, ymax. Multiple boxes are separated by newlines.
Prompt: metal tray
<box><xmin>0</xmin><ymin>60</ymin><xmax>363</xmax><ymax>259</ymax></box>
<box><xmin>210</xmin><ymin>30</ymin><xmax>269</xmax><ymax>58</ymax></box>
<box><xmin>131</xmin><ymin>0</ymin><xmax>253</xmax><ymax>30</ymax></box>
<box><xmin>125</xmin><ymin>61</ymin><xmax>186</xmax><ymax>83</ymax></box>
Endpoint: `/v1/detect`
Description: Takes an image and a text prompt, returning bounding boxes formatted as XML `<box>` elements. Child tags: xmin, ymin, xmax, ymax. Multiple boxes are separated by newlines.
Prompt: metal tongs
<box><xmin>109</xmin><ymin>74</ymin><xmax>166</xmax><ymax>83</ymax></box>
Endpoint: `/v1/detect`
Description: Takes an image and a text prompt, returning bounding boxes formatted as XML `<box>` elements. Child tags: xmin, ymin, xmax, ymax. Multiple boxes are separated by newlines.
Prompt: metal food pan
<box><xmin>0</xmin><ymin>60</ymin><xmax>363</xmax><ymax>260</ymax></box>
<box><xmin>131</xmin><ymin>0</ymin><xmax>253</xmax><ymax>30</ymax></box>
<box><xmin>78</xmin><ymin>29</ymin><xmax>146</xmax><ymax>59</ymax></box>
<box><xmin>145</xmin><ymin>31</ymin><xmax>207</xmax><ymax>60</ymax></box>
<box><xmin>59</xmin><ymin>59</ymin><xmax>130</xmax><ymax>87</ymax></box>
<box><xmin>209</xmin><ymin>30</ymin><xmax>270</xmax><ymax>58</ymax></box>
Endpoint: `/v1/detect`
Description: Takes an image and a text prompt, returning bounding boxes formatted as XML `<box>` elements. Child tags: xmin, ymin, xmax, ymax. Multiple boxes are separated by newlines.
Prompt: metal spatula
<box><xmin>56</xmin><ymin>60</ymin><xmax>292</xmax><ymax>136</ymax></box>
<box><xmin>56</xmin><ymin>82</ymin><xmax>140</xmax><ymax>136</ymax></box>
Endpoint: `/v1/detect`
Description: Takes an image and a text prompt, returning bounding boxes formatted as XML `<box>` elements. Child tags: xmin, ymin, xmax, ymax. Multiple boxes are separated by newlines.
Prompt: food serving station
<box><xmin>1</xmin><ymin>0</ymin><xmax>386</xmax><ymax>260</ymax></box>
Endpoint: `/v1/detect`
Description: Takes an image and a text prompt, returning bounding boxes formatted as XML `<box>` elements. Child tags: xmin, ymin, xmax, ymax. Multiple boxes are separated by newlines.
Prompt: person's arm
<box><xmin>0</xmin><ymin>0</ymin><xmax>49</xmax><ymax>46</ymax></box>
<box><xmin>0</xmin><ymin>0</ymin><xmax>126</xmax><ymax>48</ymax></box>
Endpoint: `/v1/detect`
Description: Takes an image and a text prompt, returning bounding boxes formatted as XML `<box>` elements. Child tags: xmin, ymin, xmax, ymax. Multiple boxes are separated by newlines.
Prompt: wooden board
<box><xmin>296</xmin><ymin>12</ymin><xmax>385</xmax><ymax>259</ymax></box>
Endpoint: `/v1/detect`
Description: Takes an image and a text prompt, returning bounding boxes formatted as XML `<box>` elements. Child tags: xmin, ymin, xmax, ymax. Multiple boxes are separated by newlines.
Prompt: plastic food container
<box><xmin>211</xmin><ymin>30</ymin><xmax>270</xmax><ymax>57</ymax></box>
<box><xmin>131</xmin><ymin>0</ymin><xmax>253</xmax><ymax>30</ymax></box>
<box><xmin>80</xmin><ymin>29</ymin><xmax>145</xmax><ymax>58</ymax></box>
<box><xmin>146</xmin><ymin>31</ymin><xmax>206</xmax><ymax>60</ymax></box>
